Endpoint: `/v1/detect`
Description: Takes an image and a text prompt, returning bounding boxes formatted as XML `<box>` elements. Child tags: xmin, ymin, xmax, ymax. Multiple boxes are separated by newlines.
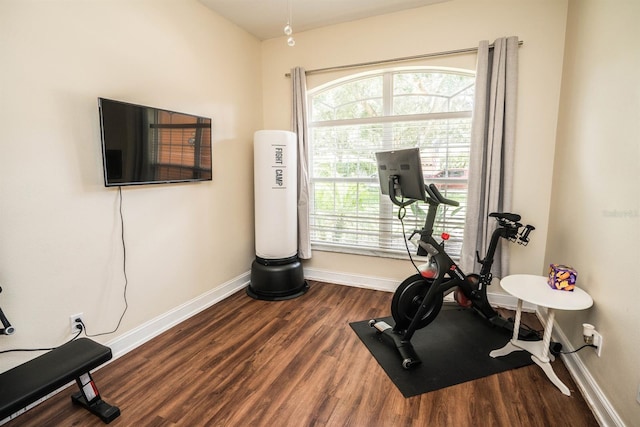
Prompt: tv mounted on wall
<box><xmin>98</xmin><ymin>98</ymin><xmax>212</xmax><ymax>186</ymax></box>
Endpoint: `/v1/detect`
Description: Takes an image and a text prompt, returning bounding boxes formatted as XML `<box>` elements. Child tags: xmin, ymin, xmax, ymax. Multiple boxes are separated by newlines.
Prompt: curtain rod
<box><xmin>285</xmin><ymin>40</ymin><xmax>523</xmax><ymax>77</ymax></box>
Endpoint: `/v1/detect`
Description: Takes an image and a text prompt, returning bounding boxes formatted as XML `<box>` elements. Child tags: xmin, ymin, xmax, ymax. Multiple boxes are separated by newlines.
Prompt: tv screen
<box><xmin>375</xmin><ymin>148</ymin><xmax>427</xmax><ymax>201</ymax></box>
<box><xmin>98</xmin><ymin>98</ymin><xmax>212</xmax><ymax>186</ymax></box>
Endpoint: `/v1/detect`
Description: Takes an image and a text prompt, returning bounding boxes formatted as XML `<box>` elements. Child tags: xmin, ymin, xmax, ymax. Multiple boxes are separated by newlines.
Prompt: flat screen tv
<box><xmin>98</xmin><ymin>98</ymin><xmax>212</xmax><ymax>186</ymax></box>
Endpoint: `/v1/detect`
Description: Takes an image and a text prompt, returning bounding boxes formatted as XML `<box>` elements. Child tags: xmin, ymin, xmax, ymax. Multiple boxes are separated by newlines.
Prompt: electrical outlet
<box><xmin>69</xmin><ymin>313</ymin><xmax>84</xmax><ymax>334</ymax></box>
<box><xmin>592</xmin><ymin>330</ymin><xmax>603</xmax><ymax>357</ymax></box>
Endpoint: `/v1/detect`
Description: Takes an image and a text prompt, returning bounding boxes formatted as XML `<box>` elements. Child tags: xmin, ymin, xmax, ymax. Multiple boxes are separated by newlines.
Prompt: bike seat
<box><xmin>489</xmin><ymin>212</ymin><xmax>521</xmax><ymax>222</ymax></box>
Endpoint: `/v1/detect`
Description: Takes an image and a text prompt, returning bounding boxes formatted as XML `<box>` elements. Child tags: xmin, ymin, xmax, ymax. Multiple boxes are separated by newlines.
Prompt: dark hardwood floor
<box><xmin>6</xmin><ymin>281</ymin><xmax>599</xmax><ymax>426</ymax></box>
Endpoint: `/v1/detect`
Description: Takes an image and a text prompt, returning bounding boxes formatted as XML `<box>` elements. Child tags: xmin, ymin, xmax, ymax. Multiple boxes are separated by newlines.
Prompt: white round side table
<box><xmin>489</xmin><ymin>274</ymin><xmax>593</xmax><ymax>396</ymax></box>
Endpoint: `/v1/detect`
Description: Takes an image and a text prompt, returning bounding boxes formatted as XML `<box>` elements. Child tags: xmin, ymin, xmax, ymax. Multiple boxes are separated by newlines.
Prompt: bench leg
<box><xmin>71</xmin><ymin>372</ymin><xmax>120</xmax><ymax>424</ymax></box>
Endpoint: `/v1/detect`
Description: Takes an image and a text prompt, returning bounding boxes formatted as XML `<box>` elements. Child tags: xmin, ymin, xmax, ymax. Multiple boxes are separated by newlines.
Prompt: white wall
<box><xmin>0</xmin><ymin>0</ymin><xmax>262</xmax><ymax>370</ymax></box>
<box><xmin>261</xmin><ymin>0</ymin><xmax>568</xmax><ymax>285</ymax></box>
<box><xmin>547</xmin><ymin>0</ymin><xmax>640</xmax><ymax>424</ymax></box>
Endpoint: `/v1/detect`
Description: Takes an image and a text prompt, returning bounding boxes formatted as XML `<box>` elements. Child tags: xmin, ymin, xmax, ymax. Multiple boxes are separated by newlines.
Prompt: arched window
<box><xmin>307</xmin><ymin>68</ymin><xmax>475</xmax><ymax>259</ymax></box>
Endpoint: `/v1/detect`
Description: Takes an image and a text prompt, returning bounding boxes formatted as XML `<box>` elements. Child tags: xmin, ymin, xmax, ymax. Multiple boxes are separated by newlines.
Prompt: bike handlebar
<box><xmin>519</xmin><ymin>224</ymin><xmax>536</xmax><ymax>244</ymax></box>
<box><xmin>427</xmin><ymin>183</ymin><xmax>459</xmax><ymax>207</ymax></box>
<box><xmin>384</xmin><ymin>177</ymin><xmax>459</xmax><ymax>209</ymax></box>
<box><xmin>424</xmin><ymin>184</ymin><xmax>438</xmax><ymax>202</ymax></box>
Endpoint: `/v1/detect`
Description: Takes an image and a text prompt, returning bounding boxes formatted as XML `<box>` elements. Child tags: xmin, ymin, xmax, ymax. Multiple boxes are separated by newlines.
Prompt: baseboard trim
<box><xmin>106</xmin><ymin>272</ymin><xmax>250</xmax><ymax>359</ymax></box>
<box><xmin>536</xmin><ymin>308</ymin><xmax>624</xmax><ymax>427</ymax></box>
<box><xmin>303</xmin><ymin>267</ymin><xmax>537</xmax><ymax>311</ymax></box>
<box><xmin>303</xmin><ymin>267</ymin><xmax>399</xmax><ymax>292</ymax></box>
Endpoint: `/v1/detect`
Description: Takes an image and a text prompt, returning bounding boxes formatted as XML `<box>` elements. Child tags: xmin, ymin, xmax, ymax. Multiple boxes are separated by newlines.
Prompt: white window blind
<box><xmin>308</xmin><ymin>69</ymin><xmax>474</xmax><ymax>259</ymax></box>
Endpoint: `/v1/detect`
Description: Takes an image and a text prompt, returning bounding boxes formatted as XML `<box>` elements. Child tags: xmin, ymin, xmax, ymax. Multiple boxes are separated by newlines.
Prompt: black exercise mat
<box><xmin>350</xmin><ymin>307</ymin><xmax>535</xmax><ymax>397</ymax></box>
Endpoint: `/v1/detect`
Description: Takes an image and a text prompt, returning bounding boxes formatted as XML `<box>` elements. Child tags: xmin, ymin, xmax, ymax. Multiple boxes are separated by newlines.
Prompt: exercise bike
<box><xmin>369</xmin><ymin>157</ymin><xmax>535</xmax><ymax>370</ymax></box>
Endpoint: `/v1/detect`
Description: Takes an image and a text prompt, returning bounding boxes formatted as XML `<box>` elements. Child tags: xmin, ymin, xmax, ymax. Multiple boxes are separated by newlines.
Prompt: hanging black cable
<box><xmin>84</xmin><ymin>187</ymin><xmax>129</xmax><ymax>337</ymax></box>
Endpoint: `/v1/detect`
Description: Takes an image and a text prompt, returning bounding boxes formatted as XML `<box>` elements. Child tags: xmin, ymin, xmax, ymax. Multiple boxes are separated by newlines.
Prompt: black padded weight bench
<box><xmin>0</xmin><ymin>337</ymin><xmax>120</xmax><ymax>424</ymax></box>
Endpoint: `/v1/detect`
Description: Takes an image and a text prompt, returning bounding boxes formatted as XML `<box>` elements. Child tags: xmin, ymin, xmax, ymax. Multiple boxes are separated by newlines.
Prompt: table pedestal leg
<box><xmin>489</xmin><ymin>303</ymin><xmax>571</xmax><ymax>396</ymax></box>
<box><xmin>489</xmin><ymin>341</ymin><xmax>520</xmax><ymax>358</ymax></box>
<box><xmin>489</xmin><ymin>299</ymin><xmax>523</xmax><ymax>358</ymax></box>
<box><xmin>531</xmin><ymin>354</ymin><xmax>570</xmax><ymax>396</ymax></box>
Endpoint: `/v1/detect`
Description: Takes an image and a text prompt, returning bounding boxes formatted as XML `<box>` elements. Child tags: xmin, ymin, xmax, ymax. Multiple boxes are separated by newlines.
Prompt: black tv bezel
<box><xmin>98</xmin><ymin>98</ymin><xmax>213</xmax><ymax>187</ymax></box>
<box><xmin>375</xmin><ymin>147</ymin><xmax>427</xmax><ymax>202</ymax></box>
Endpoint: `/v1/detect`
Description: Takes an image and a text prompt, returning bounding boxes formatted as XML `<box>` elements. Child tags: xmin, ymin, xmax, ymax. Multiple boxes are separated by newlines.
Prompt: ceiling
<box><xmin>198</xmin><ymin>0</ymin><xmax>449</xmax><ymax>40</ymax></box>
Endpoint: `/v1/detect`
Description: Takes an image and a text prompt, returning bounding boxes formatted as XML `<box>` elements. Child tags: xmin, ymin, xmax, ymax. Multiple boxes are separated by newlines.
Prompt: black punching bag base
<box><xmin>247</xmin><ymin>257</ymin><xmax>309</xmax><ymax>301</ymax></box>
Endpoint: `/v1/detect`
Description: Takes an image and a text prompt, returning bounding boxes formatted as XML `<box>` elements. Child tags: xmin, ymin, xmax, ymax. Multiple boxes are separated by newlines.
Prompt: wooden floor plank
<box><xmin>4</xmin><ymin>281</ymin><xmax>599</xmax><ymax>426</ymax></box>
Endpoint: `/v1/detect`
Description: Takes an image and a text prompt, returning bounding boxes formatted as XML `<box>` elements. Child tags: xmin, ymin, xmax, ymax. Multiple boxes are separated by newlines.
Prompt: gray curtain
<box><xmin>291</xmin><ymin>67</ymin><xmax>312</xmax><ymax>259</ymax></box>
<box><xmin>460</xmin><ymin>36</ymin><xmax>519</xmax><ymax>278</ymax></box>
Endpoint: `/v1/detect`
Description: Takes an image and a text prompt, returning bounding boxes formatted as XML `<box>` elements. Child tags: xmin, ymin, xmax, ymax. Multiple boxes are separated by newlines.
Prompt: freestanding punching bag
<box><xmin>247</xmin><ymin>130</ymin><xmax>308</xmax><ymax>300</ymax></box>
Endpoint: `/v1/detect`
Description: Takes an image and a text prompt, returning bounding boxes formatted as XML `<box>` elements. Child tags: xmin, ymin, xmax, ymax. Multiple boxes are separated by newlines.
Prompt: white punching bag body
<box><xmin>254</xmin><ymin>130</ymin><xmax>297</xmax><ymax>260</ymax></box>
<box><xmin>249</xmin><ymin>130</ymin><xmax>307</xmax><ymax>300</ymax></box>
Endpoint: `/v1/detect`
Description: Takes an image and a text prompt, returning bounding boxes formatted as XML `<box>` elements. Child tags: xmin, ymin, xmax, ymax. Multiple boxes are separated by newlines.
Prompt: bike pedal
<box><xmin>371</xmin><ymin>320</ymin><xmax>392</xmax><ymax>333</ymax></box>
